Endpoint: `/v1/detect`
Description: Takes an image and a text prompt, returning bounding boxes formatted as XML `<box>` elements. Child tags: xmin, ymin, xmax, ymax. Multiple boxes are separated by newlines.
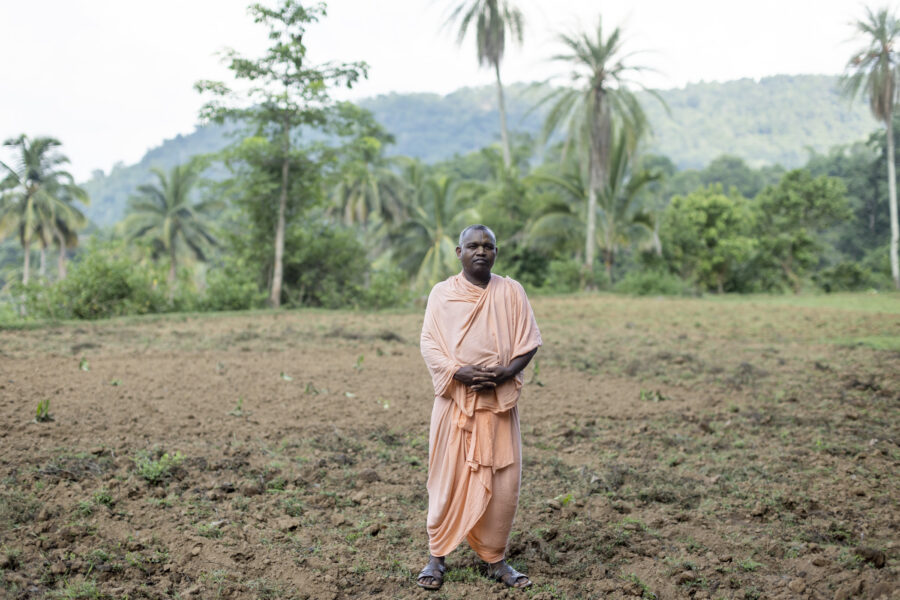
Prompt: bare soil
<box><xmin>1</xmin><ymin>295</ymin><xmax>898</xmax><ymax>600</ymax></box>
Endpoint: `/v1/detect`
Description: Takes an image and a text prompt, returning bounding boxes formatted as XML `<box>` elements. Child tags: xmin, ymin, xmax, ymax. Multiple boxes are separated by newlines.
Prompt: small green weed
<box><xmin>79</xmin><ymin>357</ymin><xmax>90</xmax><ymax>372</ymax></box>
<box><xmin>623</xmin><ymin>573</ymin><xmax>657</xmax><ymax>599</ymax></box>
<box><xmin>738</xmin><ymin>558</ymin><xmax>765</xmax><ymax>572</ymax></box>
<box><xmin>76</xmin><ymin>500</ymin><xmax>94</xmax><ymax>517</ymax></box>
<box><xmin>228</xmin><ymin>397</ymin><xmax>246</xmax><ymax>417</ymax></box>
<box><xmin>92</xmin><ymin>489</ymin><xmax>113</xmax><ymax>507</ymax></box>
<box><xmin>49</xmin><ymin>578</ymin><xmax>101</xmax><ymax>599</ymax></box>
<box><xmin>196</xmin><ymin>523</ymin><xmax>224</xmax><ymax>538</ymax></box>
<box><xmin>133</xmin><ymin>450</ymin><xmax>184</xmax><ymax>485</ymax></box>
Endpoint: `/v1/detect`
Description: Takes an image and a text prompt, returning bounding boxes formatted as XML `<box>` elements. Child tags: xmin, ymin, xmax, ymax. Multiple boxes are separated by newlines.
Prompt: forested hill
<box><xmin>82</xmin><ymin>74</ymin><xmax>876</xmax><ymax>226</ymax></box>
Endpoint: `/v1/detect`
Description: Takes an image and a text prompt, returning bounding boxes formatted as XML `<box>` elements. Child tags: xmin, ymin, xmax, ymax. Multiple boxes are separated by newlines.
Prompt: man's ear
<box><xmin>456</xmin><ymin>246</ymin><xmax>462</xmax><ymax>259</ymax></box>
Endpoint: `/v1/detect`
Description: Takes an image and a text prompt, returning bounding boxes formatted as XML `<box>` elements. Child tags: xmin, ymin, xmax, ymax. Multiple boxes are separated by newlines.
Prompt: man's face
<box><xmin>456</xmin><ymin>228</ymin><xmax>497</xmax><ymax>280</ymax></box>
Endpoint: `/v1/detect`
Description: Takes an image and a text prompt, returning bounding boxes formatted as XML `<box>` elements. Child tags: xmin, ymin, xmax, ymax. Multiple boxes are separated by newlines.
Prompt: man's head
<box><xmin>456</xmin><ymin>225</ymin><xmax>497</xmax><ymax>285</ymax></box>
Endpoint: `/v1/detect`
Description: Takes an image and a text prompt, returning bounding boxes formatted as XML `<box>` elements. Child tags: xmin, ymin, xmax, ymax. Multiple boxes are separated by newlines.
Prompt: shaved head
<box><xmin>458</xmin><ymin>224</ymin><xmax>496</xmax><ymax>248</ymax></box>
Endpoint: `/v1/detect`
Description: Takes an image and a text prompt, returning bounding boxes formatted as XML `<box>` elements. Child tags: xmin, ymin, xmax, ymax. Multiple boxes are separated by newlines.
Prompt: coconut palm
<box><xmin>526</xmin><ymin>129</ymin><xmax>658</xmax><ymax>282</ymax></box>
<box><xmin>123</xmin><ymin>163</ymin><xmax>221</xmax><ymax>285</ymax></box>
<box><xmin>842</xmin><ymin>6</ymin><xmax>900</xmax><ymax>289</ymax></box>
<box><xmin>330</xmin><ymin>136</ymin><xmax>406</xmax><ymax>229</ymax></box>
<box><xmin>537</xmin><ymin>17</ymin><xmax>662</xmax><ymax>277</ymax></box>
<box><xmin>0</xmin><ymin>135</ymin><xmax>88</xmax><ymax>284</ymax></box>
<box><xmin>443</xmin><ymin>0</ymin><xmax>524</xmax><ymax>167</ymax></box>
<box><xmin>390</xmin><ymin>170</ymin><xmax>480</xmax><ymax>291</ymax></box>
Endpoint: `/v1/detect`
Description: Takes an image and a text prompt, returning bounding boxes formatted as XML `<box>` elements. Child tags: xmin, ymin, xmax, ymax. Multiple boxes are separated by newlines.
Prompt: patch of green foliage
<box><xmin>133</xmin><ymin>450</ymin><xmax>184</xmax><ymax>485</ymax></box>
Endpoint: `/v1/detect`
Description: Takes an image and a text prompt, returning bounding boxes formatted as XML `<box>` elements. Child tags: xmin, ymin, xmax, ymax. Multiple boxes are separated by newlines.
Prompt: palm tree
<box><xmin>329</xmin><ymin>137</ymin><xmax>406</xmax><ymax>229</ymax></box>
<box><xmin>443</xmin><ymin>0</ymin><xmax>524</xmax><ymax>167</ymax></box>
<box><xmin>842</xmin><ymin>6</ymin><xmax>900</xmax><ymax>289</ymax></box>
<box><xmin>390</xmin><ymin>170</ymin><xmax>480</xmax><ymax>291</ymax></box>
<box><xmin>122</xmin><ymin>163</ymin><xmax>221</xmax><ymax>285</ymax></box>
<box><xmin>527</xmin><ymin>129</ymin><xmax>658</xmax><ymax>282</ymax></box>
<box><xmin>537</xmin><ymin>17</ymin><xmax>662</xmax><ymax>278</ymax></box>
<box><xmin>0</xmin><ymin>135</ymin><xmax>88</xmax><ymax>284</ymax></box>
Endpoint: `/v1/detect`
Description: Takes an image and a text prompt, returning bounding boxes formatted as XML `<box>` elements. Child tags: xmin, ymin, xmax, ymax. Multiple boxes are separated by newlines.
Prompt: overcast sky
<box><xmin>0</xmin><ymin>0</ymin><xmax>878</xmax><ymax>181</ymax></box>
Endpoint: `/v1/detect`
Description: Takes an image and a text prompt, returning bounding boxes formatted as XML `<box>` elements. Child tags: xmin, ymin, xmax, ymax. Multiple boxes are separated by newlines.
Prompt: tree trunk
<box><xmin>39</xmin><ymin>244</ymin><xmax>47</xmax><ymax>279</ymax></box>
<box><xmin>22</xmin><ymin>239</ymin><xmax>31</xmax><ymax>285</ymax></box>
<box><xmin>494</xmin><ymin>61</ymin><xmax>511</xmax><ymax>168</ymax></box>
<box><xmin>886</xmin><ymin>116</ymin><xmax>900</xmax><ymax>289</ymax></box>
<box><xmin>168</xmin><ymin>244</ymin><xmax>177</xmax><ymax>286</ymax></box>
<box><xmin>604</xmin><ymin>250</ymin><xmax>613</xmax><ymax>284</ymax></box>
<box><xmin>781</xmin><ymin>258</ymin><xmax>802</xmax><ymax>293</ymax></box>
<box><xmin>56</xmin><ymin>230</ymin><xmax>67</xmax><ymax>280</ymax></box>
<box><xmin>585</xmin><ymin>89</ymin><xmax>611</xmax><ymax>287</ymax></box>
<box><xmin>270</xmin><ymin>123</ymin><xmax>290</xmax><ymax>308</ymax></box>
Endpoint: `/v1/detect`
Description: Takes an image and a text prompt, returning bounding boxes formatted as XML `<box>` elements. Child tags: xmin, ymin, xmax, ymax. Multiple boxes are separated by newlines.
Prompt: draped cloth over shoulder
<box><xmin>420</xmin><ymin>272</ymin><xmax>541</xmax><ymax>561</ymax></box>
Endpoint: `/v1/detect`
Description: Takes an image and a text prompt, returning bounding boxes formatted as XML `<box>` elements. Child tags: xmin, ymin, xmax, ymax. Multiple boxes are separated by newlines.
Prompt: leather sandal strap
<box><xmin>491</xmin><ymin>563</ymin><xmax>531</xmax><ymax>587</ymax></box>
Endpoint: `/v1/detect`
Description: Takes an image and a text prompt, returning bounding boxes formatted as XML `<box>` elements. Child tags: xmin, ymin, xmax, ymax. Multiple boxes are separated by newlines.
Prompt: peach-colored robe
<box><xmin>420</xmin><ymin>272</ymin><xmax>542</xmax><ymax>562</ymax></box>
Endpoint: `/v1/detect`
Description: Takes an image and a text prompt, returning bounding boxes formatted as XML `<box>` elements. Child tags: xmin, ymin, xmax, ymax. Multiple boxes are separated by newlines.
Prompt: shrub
<box><xmin>281</xmin><ymin>223</ymin><xmax>369</xmax><ymax>308</ymax></box>
<box><xmin>614</xmin><ymin>269</ymin><xmax>690</xmax><ymax>296</ymax></box>
<box><xmin>19</xmin><ymin>241</ymin><xmax>173</xmax><ymax>319</ymax></box>
<box><xmin>539</xmin><ymin>259</ymin><xmax>609</xmax><ymax>293</ymax></box>
<box><xmin>202</xmin><ymin>256</ymin><xmax>267</xmax><ymax>311</ymax></box>
<box><xmin>814</xmin><ymin>261</ymin><xmax>883</xmax><ymax>292</ymax></box>
<box><xmin>360</xmin><ymin>267</ymin><xmax>411</xmax><ymax>309</ymax></box>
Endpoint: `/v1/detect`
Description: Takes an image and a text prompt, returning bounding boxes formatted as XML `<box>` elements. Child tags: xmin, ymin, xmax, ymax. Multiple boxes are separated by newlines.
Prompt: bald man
<box><xmin>417</xmin><ymin>225</ymin><xmax>541</xmax><ymax>590</ymax></box>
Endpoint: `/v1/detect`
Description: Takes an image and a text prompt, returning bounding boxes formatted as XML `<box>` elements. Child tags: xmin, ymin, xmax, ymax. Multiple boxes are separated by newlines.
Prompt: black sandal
<box><xmin>416</xmin><ymin>560</ymin><xmax>446</xmax><ymax>590</ymax></box>
<box><xmin>487</xmin><ymin>561</ymin><xmax>532</xmax><ymax>588</ymax></box>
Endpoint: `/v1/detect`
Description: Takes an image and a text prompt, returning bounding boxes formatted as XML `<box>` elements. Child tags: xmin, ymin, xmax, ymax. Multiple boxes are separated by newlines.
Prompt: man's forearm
<box><xmin>505</xmin><ymin>348</ymin><xmax>538</xmax><ymax>378</ymax></box>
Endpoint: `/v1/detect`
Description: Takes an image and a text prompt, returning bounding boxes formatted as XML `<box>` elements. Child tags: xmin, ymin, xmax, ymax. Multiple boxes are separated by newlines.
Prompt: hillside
<box><xmin>81</xmin><ymin>74</ymin><xmax>877</xmax><ymax>226</ymax></box>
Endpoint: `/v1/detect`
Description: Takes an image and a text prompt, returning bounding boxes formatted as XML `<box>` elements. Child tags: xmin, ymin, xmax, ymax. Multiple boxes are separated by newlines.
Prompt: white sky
<box><xmin>0</xmin><ymin>0</ymin><xmax>878</xmax><ymax>181</ymax></box>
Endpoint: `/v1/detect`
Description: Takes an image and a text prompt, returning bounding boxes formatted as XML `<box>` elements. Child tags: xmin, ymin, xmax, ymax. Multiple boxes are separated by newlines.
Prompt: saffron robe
<box><xmin>420</xmin><ymin>272</ymin><xmax>542</xmax><ymax>561</ymax></box>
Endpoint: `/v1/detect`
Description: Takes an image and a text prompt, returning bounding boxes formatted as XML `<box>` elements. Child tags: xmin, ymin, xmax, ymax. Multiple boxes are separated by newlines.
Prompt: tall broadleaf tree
<box><xmin>196</xmin><ymin>0</ymin><xmax>367</xmax><ymax>306</ymax></box>
<box><xmin>537</xmin><ymin>17</ymin><xmax>662</xmax><ymax>280</ymax></box>
<box><xmin>0</xmin><ymin>135</ymin><xmax>88</xmax><ymax>284</ymax></box>
<box><xmin>443</xmin><ymin>0</ymin><xmax>524</xmax><ymax>167</ymax></box>
<box><xmin>122</xmin><ymin>163</ymin><xmax>221</xmax><ymax>285</ymax></box>
<box><xmin>841</xmin><ymin>6</ymin><xmax>900</xmax><ymax>289</ymax></box>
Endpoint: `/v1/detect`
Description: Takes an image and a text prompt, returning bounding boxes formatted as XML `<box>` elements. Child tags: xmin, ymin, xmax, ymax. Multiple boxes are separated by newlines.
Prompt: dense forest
<box><xmin>78</xmin><ymin>76</ymin><xmax>875</xmax><ymax>227</ymax></box>
<box><xmin>1</xmin><ymin>1</ymin><xmax>898</xmax><ymax>324</ymax></box>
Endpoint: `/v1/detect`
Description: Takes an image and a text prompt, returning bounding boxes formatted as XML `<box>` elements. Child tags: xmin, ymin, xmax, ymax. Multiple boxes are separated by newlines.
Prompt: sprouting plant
<box><xmin>739</xmin><ymin>558</ymin><xmax>765</xmax><ymax>572</ymax></box>
<box><xmin>354</xmin><ymin>354</ymin><xmax>364</xmax><ymax>371</ymax></box>
<box><xmin>34</xmin><ymin>398</ymin><xmax>53</xmax><ymax>423</ymax></box>
<box><xmin>623</xmin><ymin>573</ymin><xmax>657</xmax><ymax>599</ymax></box>
<box><xmin>228</xmin><ymin>397</ymin><xmax>245</xmax><ymax>417</ymax></box>
<box><xmin>134</xmin><ymin>450</ymin><xmax>184</xmax><ymax>484</ymax></box>
<box><xmin>640</xmin><ymin>389</ymin><xmax>667</xmax><ymax>402</ymax></box>
<box><xmin>77</xmin><ymin>499</ymin><xmax>94</xmax><ymax>517</ymax></box>
<box><xmin>305</xmin><ymin>382</ymin><xmax>319</xmax><ymax>395</ymax></box>
<box><xmin>280</xmin><ymin>372</ymin><xmax>293</xmax><ymax>381</ymax></box>
<box><xmin>554</xmin><ymin>492</ymin><xmax>575</xmax><ymax>506</ymax></box>
<box><xmin>79</xmin><ymin>357</ymin><xmax>90</xmax><ymax>371</ymax></box>
<box><xmin>378</xmin><ymin>397</ymin><xmax>390</xmax><ymax>410</ymax></box>
<box><xmin>93</xmin><ymin>488</ymin><xmax>113</xmax><ymax>507</ymax></box>
<box><xmin>109</xmin><ymin>379</ymin><xmax>122</xmax><ymax>386</ymax></box>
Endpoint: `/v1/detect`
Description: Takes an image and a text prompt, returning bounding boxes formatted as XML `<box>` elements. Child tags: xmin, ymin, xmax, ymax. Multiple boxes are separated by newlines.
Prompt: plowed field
<box><xmin>1</xmin><ymin>294</ymin><xmax>898</xmax><ymax>599</ymax></box>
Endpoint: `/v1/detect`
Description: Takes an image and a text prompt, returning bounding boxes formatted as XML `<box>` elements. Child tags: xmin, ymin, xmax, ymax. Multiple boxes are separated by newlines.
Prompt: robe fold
<box><xmin>420</xmin><ymin>272</ymin><xmax>541</xmax><ymax>561</ymax></box>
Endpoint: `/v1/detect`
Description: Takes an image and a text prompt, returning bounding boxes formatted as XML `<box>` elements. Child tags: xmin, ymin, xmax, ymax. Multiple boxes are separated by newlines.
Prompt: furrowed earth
<box><xmin>1</xmin><ymin>294</ymin><xmax>898</xmax><ymax>600</ymax></box>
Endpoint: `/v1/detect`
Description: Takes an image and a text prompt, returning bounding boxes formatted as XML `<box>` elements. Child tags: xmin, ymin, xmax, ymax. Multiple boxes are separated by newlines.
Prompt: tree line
<box><xmin>1</xmin><ymin>1</ymin><xmax>898</xmax><ymax>321</ymax></box>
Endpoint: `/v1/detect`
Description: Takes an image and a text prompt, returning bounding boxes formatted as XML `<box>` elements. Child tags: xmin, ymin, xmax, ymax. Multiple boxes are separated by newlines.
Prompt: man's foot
<box><xmin>486</xmin><ymin>560</ymin><xmax>532</xmax><ymax>588</ymax></box>
<box><xmin>416</xmin><ymin>556</ymin><xmax>446</xmax><ymax>590</ymax></box>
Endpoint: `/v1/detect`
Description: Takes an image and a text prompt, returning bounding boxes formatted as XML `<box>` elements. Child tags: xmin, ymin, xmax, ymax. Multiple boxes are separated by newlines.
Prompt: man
<box><xmin>417</xmin><ymin>224</ymin><xmax>541</xmax><ymax>590</ymax></box>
